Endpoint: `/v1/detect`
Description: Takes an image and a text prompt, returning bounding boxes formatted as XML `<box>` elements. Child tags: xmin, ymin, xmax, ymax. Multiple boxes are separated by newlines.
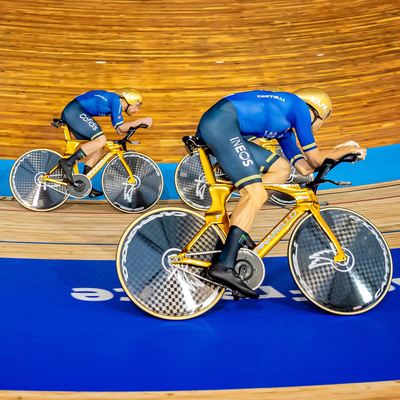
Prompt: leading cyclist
<box><xmin>195</xmin><ymin>88</ymin><xmax>367</xmax><ymax>299</ymax></box>
<box><xmin>59</xmin><ymin>88</ymin><xmax>153</xmax><ymax>197</ymax></box>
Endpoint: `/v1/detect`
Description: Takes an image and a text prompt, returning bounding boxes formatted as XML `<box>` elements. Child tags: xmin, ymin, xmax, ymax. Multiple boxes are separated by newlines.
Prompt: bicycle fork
<box><xmin>116</xmin><ymin>151</ymin><xmax>136</xmax><ymax>185</ymax></box>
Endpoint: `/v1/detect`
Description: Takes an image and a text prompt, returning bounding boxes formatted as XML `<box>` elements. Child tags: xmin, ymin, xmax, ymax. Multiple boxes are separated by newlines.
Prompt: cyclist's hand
<box><xmin>138</xmin><ymin>117</ymin><xmax>153</xmax><ymax>128</ymax></box>
<box><xmin>334</xmin><ymin>140</ymin><xmax>360</xmax><ymax>149</ymax></box>
<box><xmin>355</xmin><ymin>148</ymin><xmax>367</xmax><ymax>161</ymax></box>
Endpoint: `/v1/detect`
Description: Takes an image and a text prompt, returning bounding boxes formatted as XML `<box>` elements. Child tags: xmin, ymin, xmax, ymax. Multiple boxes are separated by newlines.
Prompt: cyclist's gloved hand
<box><xmin>355</xmin><ymin>148</ymin><xmax>367</xmax><ymax>161</ymax></box>
<box><xmin>139</xmin><ymin>117</ymin><xmax>153</xmax><ymax>128</ymax></box>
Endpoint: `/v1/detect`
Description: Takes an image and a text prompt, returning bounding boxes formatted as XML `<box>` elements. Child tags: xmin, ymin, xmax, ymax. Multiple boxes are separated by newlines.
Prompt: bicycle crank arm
<box><xmin>170</xmin><ymin>256</ymin><xmax>211</xmax><ymax>269</ymax></box>
<box><xmin>39</xmin><ymin>177</ymin><xmax>68</xmax><ymax>186</ymax></box>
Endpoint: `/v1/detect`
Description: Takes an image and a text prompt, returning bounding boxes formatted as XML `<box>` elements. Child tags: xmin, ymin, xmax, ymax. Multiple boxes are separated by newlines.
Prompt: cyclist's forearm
<box><xmin>319</xmin><ymin>145</ymin><xmax>361</xmax><ymax>162</ymax></box>
<box><xmin>300</xmin><ymin>145</ymin><xmax>363</xmax><ymax>173</ymax></box>
<box><xmin>116</xmin><ymin>120</ymin><xmax>144</xmax><ymax>135</ymax></box>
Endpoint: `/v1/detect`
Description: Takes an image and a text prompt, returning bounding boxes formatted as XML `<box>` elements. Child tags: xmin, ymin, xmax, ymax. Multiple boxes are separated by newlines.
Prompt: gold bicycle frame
<box><xmin>40</xmin><ymin>124</ymin><xmax>137</xmax><ymax>186</ymax></box>
<box><xmin>171</xmin><ymin>146</ymin><xmax>347</xmax><ymax>269</ymax></box>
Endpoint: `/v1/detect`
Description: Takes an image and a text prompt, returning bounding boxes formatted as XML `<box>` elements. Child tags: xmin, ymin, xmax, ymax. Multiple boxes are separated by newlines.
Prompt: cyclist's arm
<box><xmin>289</xmin><ymin>100</ymin><xmax>366</xmax><ymax>174</ymax></box>
<box><xmin>115</xmin><ymin>118</ymin><xmax>153</xmax><ymax>136</ymax></box>
<box><xmin>296</xmin><ymin>144</ymin><xmax>367</xmax><ymax>175</ymax></box>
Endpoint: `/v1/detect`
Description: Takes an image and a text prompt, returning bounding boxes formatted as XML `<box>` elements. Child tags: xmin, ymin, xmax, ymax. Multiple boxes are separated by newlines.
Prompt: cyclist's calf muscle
<box><xmin>80</xmin><ymin>134</ymin><xmax>107</xmax><ymax>159</ymax></box>
<box><xmin>230</xmin><ymin>182</ymin><xmax>268</xmax><ymax>232</ymax></box>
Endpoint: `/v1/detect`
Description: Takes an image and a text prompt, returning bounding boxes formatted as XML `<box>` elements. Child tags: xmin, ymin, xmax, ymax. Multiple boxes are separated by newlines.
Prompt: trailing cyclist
<box><xmin>196</xmin><ymin>87</ymin><xmax>367</xmax><ymax>299</ymax></box>
<box><xmin>59</xmin><ymin>88</ymin><xmax>153</xmax><ymax>197</ymax></box>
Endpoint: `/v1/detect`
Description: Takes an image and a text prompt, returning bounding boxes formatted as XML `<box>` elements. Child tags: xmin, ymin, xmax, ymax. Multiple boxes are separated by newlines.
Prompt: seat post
<box><xmin>61</xmin><ymin>125</ymin><xmax>87</xmax><ymax>156</ymax></box>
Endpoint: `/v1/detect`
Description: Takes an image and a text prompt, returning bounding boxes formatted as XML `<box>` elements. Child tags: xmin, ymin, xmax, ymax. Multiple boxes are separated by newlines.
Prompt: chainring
<box><xmin>234</xmin><ymin>248</ymin><xmax>265</xmax><ymax>290</ymax></box>
<box><xmin>68</xmin><ymin>174</ymin><xmax>92</xmax><ymax>199</ymax></box>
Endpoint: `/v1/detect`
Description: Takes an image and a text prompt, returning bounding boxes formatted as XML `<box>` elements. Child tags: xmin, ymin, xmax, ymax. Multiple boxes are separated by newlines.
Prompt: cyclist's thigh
<box><xmin>245</xmin><ymin>140</ymin><xmax>281</xmax><ymax>174</ymax></box>
<box><xmin>61</xmin><ymin>99</ymin><xmax>104</xmax><ymax>140</ymax></box>
<box><xmin>197</xmin><ymin>105</ymin><xmax>262</xmax><ymax>191</ymax></box>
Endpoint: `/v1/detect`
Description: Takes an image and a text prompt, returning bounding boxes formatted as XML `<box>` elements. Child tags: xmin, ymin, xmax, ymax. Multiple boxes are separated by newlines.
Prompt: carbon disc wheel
<box><xmin>9</xmin><ymin>149</ymin><xmax>69</xmax><ymax>211</ymax></box>
<box><xmin>174</xmin><ymin>152</ymin><xmax>219</xmax><ymax>211</ymax></box>
<box><xmin>288</xmin><ymin>207</ymin><xmax>393</xmax><ymax>315</ymax></box>
<box><xmin>102</xmin><ymin>151</ymin><xmax>163</xmax><ymax>213</ymax></box>
<box><xmin>116</xmin><ymin>207</ymin><xmax>226</xmax><ymax>320</ymax></box>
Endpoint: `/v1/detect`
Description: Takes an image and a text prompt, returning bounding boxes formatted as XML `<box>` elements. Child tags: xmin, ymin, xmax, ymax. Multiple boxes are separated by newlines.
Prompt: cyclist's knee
<box><xmin>272</xmin><ymin>157</ymin><xmax>291</xmax><ymax>181</ymax></box>
<box><xmin>240</xmin><ymin>183</ymin><xmax>268</xmax><ymax>207</ymax></box>
<box><xmin>94</xmin><ymin>135</ymin><xmax>107</xmax><ymax>148</ymax></box>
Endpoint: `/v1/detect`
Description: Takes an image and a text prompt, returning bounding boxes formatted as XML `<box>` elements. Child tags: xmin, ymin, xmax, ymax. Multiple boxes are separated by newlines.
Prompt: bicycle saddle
<box><xmin>182</xmin><ymin>136</ymin><xmax>215</xmax><ymax>156</ymax></box>
<box><xmin>51</xmin><ymin>118</ymin><xmax>67</xmax><ymax>128</ymax></box>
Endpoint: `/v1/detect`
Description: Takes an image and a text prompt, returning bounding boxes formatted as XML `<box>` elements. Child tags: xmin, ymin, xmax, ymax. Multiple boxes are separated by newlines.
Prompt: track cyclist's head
<box><xmin>116</xmin><ymin>87</ymin><xmax>143</xmax><ymax>116</ymax></box>
<box><xmin>294</xmin><ymin>87</ymin><xmax>332</xmax><ymax>134</ymax></box>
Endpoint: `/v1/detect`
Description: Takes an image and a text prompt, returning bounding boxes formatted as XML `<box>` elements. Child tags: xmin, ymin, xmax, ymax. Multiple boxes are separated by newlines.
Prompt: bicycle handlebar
<box><xmin>304</xmin><ymin>152</ymin><xmax>360</xmax><ymax>193</ymax></box>
<box><xmin>114</xmin><ymin>124</ymin><xmax>149</xmax><ymax>151</ymax></box>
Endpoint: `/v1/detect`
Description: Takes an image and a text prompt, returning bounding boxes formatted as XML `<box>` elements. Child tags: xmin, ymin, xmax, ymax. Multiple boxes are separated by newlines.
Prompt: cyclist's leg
<box><xmin>80</xmin><ymin>135</ymin><xmax>107</xmax><ymax>196</ymax></box>
<box><xmin>245</xmin><ymin>140</ymin><xmax>291</xmax><ymax>184</ymax></box>
<box><xmin>83</xmin><ymin>163</ymin><xmax>104</xmax><ymax>198</ymax></box>
<box><xmin>79</xmin><ymin>135</ymin><xmax>107</xmax><ymax>165</ymax></box>
<box><xmin>197</xmin><ymin>101</ymin><xmax>268</xmax><ymax>298</ymax></box>
<box><xmin>60</xmin><ymin>100</ymin><xmax>106</xmax><ymax>185</ymax></box>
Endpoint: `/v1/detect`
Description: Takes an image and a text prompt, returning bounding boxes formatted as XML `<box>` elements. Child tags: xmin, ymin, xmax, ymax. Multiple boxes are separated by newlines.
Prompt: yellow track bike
<box><xmin>117</xmin><ymin>136</ymin><xmax>393</xmax><ymax>320</ymax></box>
<box><xmin>10</xmin><ymin>119</ymin><xmax>163</xmax><ymax>213</ymax></box>
<box><xmin>174</xmin><ymin>137</ymin><xmax>313</xmax><ymax>210</ymax></box>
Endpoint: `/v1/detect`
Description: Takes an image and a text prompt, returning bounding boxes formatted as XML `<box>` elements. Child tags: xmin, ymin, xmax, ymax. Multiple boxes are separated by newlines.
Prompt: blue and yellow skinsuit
<box><xmin>61</xmin><ymin>90</ymin><xmax>125</xmax><ymax>140</ymax></box>
<box><xmin>196</xmin><ymin>90</ymin><xmax>316</xmax><ymax>190</ymax></box>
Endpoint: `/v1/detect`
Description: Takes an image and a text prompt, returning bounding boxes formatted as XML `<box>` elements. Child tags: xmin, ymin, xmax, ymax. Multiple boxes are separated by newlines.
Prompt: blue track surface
<box><xmin>0</xmin><ymin>249</ymin><xmax>399</xmax><ymax>392</ymax></box>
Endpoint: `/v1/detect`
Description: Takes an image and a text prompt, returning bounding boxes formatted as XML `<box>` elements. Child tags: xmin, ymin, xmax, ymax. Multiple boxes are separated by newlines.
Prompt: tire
<box><xmin>102</xmin><ymin>151</ymin><xmax>163</xmax><ymax>213</ymax></box>
<box><xmin>288</xmin><ymin>207</ymin><xmax>393</xmax><ymax>315</ymax></box>
<box><xmin>269</xmin><ymin>147</ymin><xmax>313</xmax><ymax>207</ymax></box>
<box><xmin>174</xmin><ymin>152</ymin><xmax>219</xmax><ymax>211</ymax></box>
<box><xmin>9</xmin><ymin>149</ymin><xmax>69</xmax><ymax>211</ymax></box>
<box><xmin>116</xmin><ymin>208</ymin><xmax>226</xmax><ymax>320</ymax></box>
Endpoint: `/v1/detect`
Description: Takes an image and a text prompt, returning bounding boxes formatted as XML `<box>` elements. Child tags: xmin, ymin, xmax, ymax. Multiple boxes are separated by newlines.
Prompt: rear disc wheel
<box><xmin>9</xmin><ymin>149</ymin><xmax>69</xmax><ymax>211</ymax></box>
<box><xmin>116</xmin><ymin>207</ymin><xmax>226</xmax><ymax>320</ymax></box>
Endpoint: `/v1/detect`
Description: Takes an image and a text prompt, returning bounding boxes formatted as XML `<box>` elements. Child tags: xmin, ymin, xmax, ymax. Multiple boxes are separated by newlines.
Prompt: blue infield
<box><xmin>0</xmin><ymin>249</ymin><xmax>399</xmax><ymax>392</ymax></box>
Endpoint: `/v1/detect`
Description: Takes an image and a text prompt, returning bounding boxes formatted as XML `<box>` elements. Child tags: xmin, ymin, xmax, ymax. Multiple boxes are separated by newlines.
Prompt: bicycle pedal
<box><xmin>320</xmin><ymin>201</ymin><xmax>329</xmax><ymax>206</ymax></box>
<box><xmin>232</xmin><ymin>291</ymin><xmax>245</xmax><ymax>301</ymax></box>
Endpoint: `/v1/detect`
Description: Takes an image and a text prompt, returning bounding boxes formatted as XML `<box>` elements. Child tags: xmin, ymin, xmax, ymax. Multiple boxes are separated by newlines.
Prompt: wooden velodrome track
<box><xmin>1</xmin><ymin>181</ymin><xmax>400</xmax><ymax>261</ymax></box>
<box><xmin>1</xmin><ymin>0</ymin><xmax>400</xmax><ymax>398</ymax></box>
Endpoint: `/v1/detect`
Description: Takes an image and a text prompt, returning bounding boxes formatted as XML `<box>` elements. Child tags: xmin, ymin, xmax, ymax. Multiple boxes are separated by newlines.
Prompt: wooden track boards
<box><xmin>0</xmin><ymin>181</ymin><xmax>399</xmax><ymax>260</ymax></box>
<box><xmin>0</xmin><ymin>380</ymin><xmax>400</xmax><ymax>399</ymax></box>
<box><xmin>1</xmin><ymin>0</ymin><xmax>400</xmax><ymax>161</ymax></box>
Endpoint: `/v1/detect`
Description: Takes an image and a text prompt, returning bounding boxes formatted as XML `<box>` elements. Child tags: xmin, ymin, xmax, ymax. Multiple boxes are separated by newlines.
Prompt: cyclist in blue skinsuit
<box><xmin>196</xmin><ymin>88</ymin><xmax>367</xmax><ymax>299</ymax></box>
<box><xmin>59</xmin><ymin>88</ymin><xmax>152</xmax><ymax>197</ymax></box>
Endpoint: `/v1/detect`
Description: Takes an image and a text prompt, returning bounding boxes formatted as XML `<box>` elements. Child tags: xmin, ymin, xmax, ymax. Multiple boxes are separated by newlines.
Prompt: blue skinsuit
<box><xmin>225</xmin><ymin>91</ymin><xmax>317</xmax><ymax>165</ymax></box>
<box><xmin>62</xmin><ymin>91</ymin><xmax>124</xmax><ymax>140</ymax></box>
